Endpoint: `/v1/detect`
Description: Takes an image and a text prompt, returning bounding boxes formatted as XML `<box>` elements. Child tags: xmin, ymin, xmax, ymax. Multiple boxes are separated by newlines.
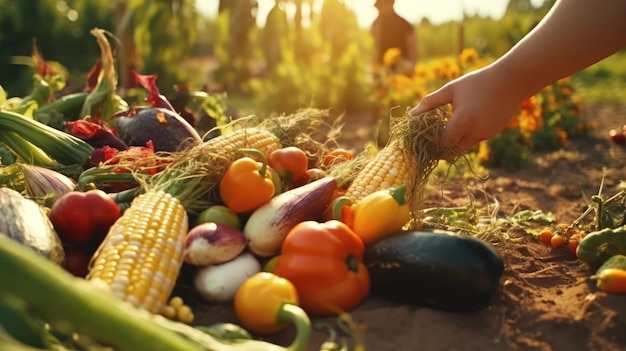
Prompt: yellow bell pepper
<box><xmin>332</xmin><ymin>184</ymin><xmax>410</xmax><ymax>244</ymax></box>
<box><xmin>234</xmin><ymin>272</ymin><xmax>311</xmax><ymax>342</ymax></box>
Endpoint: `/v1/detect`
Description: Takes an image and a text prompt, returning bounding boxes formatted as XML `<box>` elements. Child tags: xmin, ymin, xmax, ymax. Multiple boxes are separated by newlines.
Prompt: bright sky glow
<box><xmin>196</xmin><ymin>0</ymin><xmax>547</xmax><ymax>27</ymax></box>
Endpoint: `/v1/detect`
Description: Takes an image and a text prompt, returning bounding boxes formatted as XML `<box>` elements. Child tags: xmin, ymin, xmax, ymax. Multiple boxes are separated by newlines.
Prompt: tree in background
<box><xmin>214</xmin><ymin>0</ymin><xmax>258</xmax><ymax>93</ymax></box>
<box><xmin>261</xmin><ymin>1</ymin><xmax>289</xmax><ymax>73</ymax></box>
<box><xmin>0</xmin><ymin>0</ymin><xmax>199</xmax><ymax>97</ymax></box>
<box><xmin>0</xmin><ymin>0</ymin><xmax>113</xmax><ymax>96</ymax></box>
<box><xmin>125</xmin><ymin>0</ymin><xmax>200</xmax><ymax>95</ymax></box>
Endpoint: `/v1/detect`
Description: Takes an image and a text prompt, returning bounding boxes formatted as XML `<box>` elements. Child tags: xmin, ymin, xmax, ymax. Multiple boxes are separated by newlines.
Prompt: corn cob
<box><xmin>87</xmin><ymin>190</ymin><xmax>188</xmax><ymax>314</ymax></box>
<box><xmin>202</xmin><ymin>127</ymin><xmax>282</xmax><ymax>158</ymax></box>
<box><xmin>86</xmin><ymin>144</ymin><xmax>215</xmax><ymax>315</ymax></box>
<box><xmin>344</xmin><ymin>141</ymin><xmax>412</xmax><ymax>204</ymax></box>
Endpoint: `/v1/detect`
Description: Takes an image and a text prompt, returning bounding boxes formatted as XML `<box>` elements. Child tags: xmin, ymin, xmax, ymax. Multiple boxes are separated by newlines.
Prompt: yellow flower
<box><xmin>413</xmin><ymin>64</ymin><xmax>432</xmax><ymax>80</ymax></box>
<box><xmin>383</xmin><ymin>48</ymin><xmax>402</xmax><ymax>68</ymax></box>
<box><xmin>429</xmin><ymin>60</ymin><xmax>445</xmax><ymax>79</ymax></box>
<box><xmin>445</xmin><ymin>64</ymin><xmax>461</xmax><ymax>80</ymax></box>
<box><xmin>458</xmin><ymin>48</ymin><xmax>478</xmax><ymax>65</ymax></box>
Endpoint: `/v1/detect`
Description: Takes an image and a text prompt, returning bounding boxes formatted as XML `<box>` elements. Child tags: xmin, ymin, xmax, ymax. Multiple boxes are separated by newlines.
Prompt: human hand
<box><xmin>410</xmin><ymin>65</ymin><xmax>528</xmax><ymax>152</ymax></box>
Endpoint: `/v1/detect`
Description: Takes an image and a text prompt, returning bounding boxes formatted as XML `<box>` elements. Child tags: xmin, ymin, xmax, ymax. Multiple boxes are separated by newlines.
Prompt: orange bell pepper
<box><xmin>332</xmin><ymin>184</ymin><xmax>410</xmax><ymax>244</ymax></box>
<box><xmin>219</xmin><ymin>149</ymin><xmax>275</xmax><ymax>214</ymax></box>
<box><xmin>273</xmin><ymin>220</ymin><xmax>370</xmax><ymax>316</ymax></box>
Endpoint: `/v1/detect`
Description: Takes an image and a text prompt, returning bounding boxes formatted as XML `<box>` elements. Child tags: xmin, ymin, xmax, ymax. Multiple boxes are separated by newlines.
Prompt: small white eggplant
<box><xmin>184</xmin><ymin>222</ymin><xmax>247</xmax><ymax>266</ymax></box>
<box><xmin>193</xmin><ymin>253</ymin><xmax>261</xmax><ymax>303</ymax></box>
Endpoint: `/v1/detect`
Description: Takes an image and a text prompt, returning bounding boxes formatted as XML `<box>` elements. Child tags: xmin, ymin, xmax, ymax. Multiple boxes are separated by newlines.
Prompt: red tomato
<box><xmin>62</xmin><ymin>247</ymin><xmax>92</xmax><ymax>277</ymax></box>
<box><xmin>267</xmin><ymin>147</ymin><xmax>309</xmax><ymax>183</ymax></box>
<box><xmin>49</xmin><ymin>189</ymin><xmax>121</xmax><ymax>246</ymax></box>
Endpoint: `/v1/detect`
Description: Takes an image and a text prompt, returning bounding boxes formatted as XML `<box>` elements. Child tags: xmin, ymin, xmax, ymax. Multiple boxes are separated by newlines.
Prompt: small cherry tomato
<box><xmin>568</xmin><ymin>233</ymin><xmax>582</xmax><ymax>256</ymax></box>
<box><xmin>539</xmin><ymin>228</ymin><xmax>553</xmax><ymax>246</ymax></box>
<box><xmin>550</xmin><ymin>234</ymin><xmax>566</xmax><ymax>248</ymax></box>
<box><xmin>322</xmin><ymin>148</ymin><xmax>355</xmax><ymax>169</ymax></box>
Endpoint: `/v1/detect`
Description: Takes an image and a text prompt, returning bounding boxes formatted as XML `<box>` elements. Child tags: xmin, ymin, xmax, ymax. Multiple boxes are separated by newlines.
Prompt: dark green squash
<box><xmin>0</xmin><ymin>187</ymin><xmax>64</xmax><ymax>265</ymax></box>
<box><xmin>363</xmin><ymin>229</ymin><xmax>504</xmax><ymax>312</ymax></box>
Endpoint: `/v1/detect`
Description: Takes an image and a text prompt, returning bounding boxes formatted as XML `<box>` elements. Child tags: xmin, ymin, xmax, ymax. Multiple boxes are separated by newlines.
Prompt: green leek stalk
<box><xmin>34</xmin><ymin>92</ymin><xmax>88</xmax><ymax>128</ymax></box>
<box><xmin>0</xmin><ymin>110</ymin><xmax>93</xmax><ymax>168</ymax></box>
<box><xmin>0</xmin><ymin>131</ymin><xmax>64</xmax><ymax>169</ymax></box>
<box><xmin>0</xmin><ymin>235</ymin><xmax>308</xmax><ymax>351</ymax></box>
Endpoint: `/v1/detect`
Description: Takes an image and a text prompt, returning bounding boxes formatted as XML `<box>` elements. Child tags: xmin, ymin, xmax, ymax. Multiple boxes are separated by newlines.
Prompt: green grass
<box><xmin>572</xmin><ymin>51</ymin><xmax>626</xmax><ymax>102</ymax></box>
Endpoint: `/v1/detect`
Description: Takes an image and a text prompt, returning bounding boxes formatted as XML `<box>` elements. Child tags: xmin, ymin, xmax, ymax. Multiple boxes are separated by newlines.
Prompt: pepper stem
<box><xmin>331</xmin><ymin>196</ymin><xmax>353</xmax><ymax>221</ymax></box>
<box><xmin>277</xmin><ymin>303</ymin><xmax>311</xmax><ymax>351</ymax></box>
<box><xmin>344</xmin><ymin>254</ymin><xmax>359</xmax><ymax>273</ymax></box>
<box><xmin>389</xmin><ymin>184</ymin><xmax>408</xmax><ymax>205</ymax></box>
<box><xmin>236</xmin><ymin>148</ymin><xmax>269</xmax><ymax>178</ymax></box>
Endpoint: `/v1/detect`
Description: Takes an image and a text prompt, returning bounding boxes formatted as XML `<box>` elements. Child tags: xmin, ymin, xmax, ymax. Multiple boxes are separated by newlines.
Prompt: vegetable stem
<box><xmin>277</xmin><ymin>303</ymin><xmax>311</xmax><ymax>351</ymax></box>
<box><xmin>344</xmin><ymin>254</ymin><xmax>359</xmax><ymax>273</ymax></box>
<box><xmin>77</xmin><ymin>166</ymin><xmax>139</xmax><ymax>191</ymax></box>
<box><xmin>237</xmin><ymin>148</ymin><xmax>270</xmax><ymax>178</ymax></box>
<box><xmin>389</xmin><ymin>184</ymin><xmax>408</xmax><ymax>205</ymax></box>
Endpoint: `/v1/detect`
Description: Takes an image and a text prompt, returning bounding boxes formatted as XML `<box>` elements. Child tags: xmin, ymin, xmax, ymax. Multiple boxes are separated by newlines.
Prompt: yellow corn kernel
<box><xmin>161</xmin><ymin>296</ymin><xmax>194</xmax><ymax>324</ymax></box>
<box><xmin>345</xmin><ymin>144</ymin><xmax>411</xmax><ymax>204</ymax></box>
<box><xmin>203</xmin><ymin>128</ymin><xmax>281</xmax><ymax>158</ymax></box>
<box><xmin>160</xmin><ymin>305</ymin><xmax>177</xmax><ymax>319</ymax></box>
<box><xmin>169</xmin><ymin>296</ymin><xmax>184</xmax><ymax>309</ymax></box>
<box><xmin>177</xmin><ymin>305</ymin><xmax>194</xmax><ymax>324</ymax></box>
<box><xmin>87</xmin><ymin>190</ymin><xmax>188</xmax><ymax>315</ymax></box>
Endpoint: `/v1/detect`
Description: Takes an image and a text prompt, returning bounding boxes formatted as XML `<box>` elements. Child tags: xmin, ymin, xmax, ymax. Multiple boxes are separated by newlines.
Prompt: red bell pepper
<box><xmin>273</xmin><ymin>220</ymin><xmax>370</xmax><ymax>316</ymax></box>
<box><xmin>49</xmin><ymin>189</ymin><xmax>121</xmax><ymax>246</ymax></box>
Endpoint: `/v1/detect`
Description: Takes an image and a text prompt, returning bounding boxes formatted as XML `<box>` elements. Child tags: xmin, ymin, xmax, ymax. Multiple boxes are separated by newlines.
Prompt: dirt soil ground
<box><xmin>187</xmin><ymin>101</ymin><xmax>626</xmax><ymax>351</ymax></box>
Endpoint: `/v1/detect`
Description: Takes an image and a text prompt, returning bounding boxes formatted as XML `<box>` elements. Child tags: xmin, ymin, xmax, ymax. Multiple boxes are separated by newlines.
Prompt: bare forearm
<box><xmin>494</xmin><ymin>0</ymin><xmax>626</xmax><ymax>99</ymax></box>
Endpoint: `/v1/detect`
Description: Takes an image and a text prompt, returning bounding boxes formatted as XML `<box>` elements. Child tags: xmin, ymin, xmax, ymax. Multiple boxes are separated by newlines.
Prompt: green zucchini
<box><xmin>576</xmin><ymin>225</ymin><xmax>626</xmax><ymax>269</ymax></box>
<box><xmin>0</xmin><ymin>187</ymin><xmax>64</xmax><ymax>265</ymax></box>
<box><xmin>363</xmin><ymin>229</ymin><xmax>504</xmax><ymax>312</ymax></box>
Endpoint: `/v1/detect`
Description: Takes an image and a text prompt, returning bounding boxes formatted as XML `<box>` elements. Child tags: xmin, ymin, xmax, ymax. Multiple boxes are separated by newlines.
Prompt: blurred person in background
<box><xmin>371</xmin><ymin>0</ymin><xmax>418</xmax><ymax>65</ymax></box>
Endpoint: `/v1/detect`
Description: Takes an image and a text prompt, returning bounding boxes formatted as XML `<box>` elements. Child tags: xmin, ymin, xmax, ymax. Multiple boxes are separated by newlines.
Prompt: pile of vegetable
<box><xmin>2</xmin><ymin>27</ymin><xmax>623</xmax><ymax>351</ymax></box>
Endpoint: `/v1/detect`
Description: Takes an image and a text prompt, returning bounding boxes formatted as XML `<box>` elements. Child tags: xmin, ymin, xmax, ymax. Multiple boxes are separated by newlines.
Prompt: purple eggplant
<box><xmin>113</xmin><ymin>107</ymin><xmax>202</xmax><ymax>152</ymax></box>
